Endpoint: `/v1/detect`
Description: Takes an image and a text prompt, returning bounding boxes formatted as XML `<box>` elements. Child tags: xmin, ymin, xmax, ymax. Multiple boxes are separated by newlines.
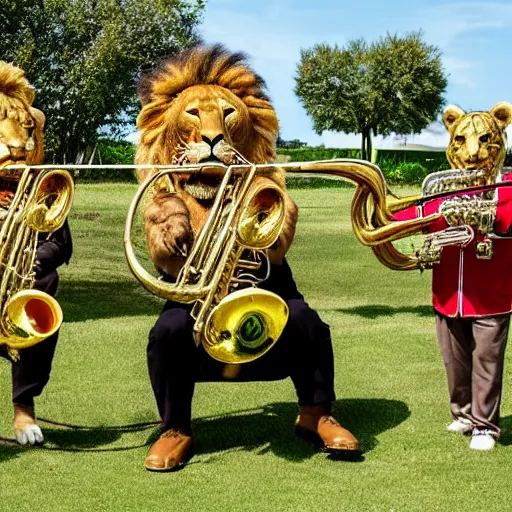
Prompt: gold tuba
<box><xmin>124</xmin><ymin>162</ymin><xmax>289</xmax><ymax>364</ymax></box>
<box><xmin>275</xmin><ymin>159</ymin><xmax>442</xmax><ymax>270</ymax></box>
<box><xmin>0</xmin><ymin>166</ymin><xmax>75</xmax><ymax>359</ymax></box>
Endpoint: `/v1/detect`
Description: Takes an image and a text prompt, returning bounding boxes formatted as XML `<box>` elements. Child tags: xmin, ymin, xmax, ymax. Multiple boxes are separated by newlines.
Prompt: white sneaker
<box><xmin>470</xmin><ymin>429</ymin><xmax>496</xmax><ymax>451</ymax></box>
<box><xmin>447</xmin><ymin>419</ymin><xmax>473</xmax><ymax>434</ymax></box>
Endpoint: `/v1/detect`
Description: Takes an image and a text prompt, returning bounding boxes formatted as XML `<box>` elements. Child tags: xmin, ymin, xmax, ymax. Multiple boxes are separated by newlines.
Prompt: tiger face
<box><xmin>443</xmin><ymin>102</ymin><xmax>512</xmax><ymax>182</ymax></box>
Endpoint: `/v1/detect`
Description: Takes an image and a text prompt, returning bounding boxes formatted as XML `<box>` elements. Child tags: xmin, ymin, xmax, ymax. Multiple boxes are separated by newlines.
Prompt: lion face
<box><xmin>0</xmin><ymin>115</ymin><xmax>35</xmax><ymax>165</ymax></box>
<box><xmin>443</xmin><ymin>102</ymin><xmax>512</xmax><ymax>182</ymax></box>
<box><xmin>0</xmin><ymin>61</ymin><xmax>45</xmax><ymax>176</ymax></box>
<box><xmin>166</xmin><ymin>85</ymin><xmax>255</xmax><ymax>201</ymax></box>
<box><xmin>136</xmin><ymin>45</ymin><xmax>280</xmax><ymax>202</ymax></box>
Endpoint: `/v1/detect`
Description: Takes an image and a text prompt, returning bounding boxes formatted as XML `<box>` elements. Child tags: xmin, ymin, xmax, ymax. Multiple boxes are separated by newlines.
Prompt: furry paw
<box><xmin>15</xmin><ymin>424</ymin><xmax>44</xmax><ymax>446</ymax></box>
<box><xmin>145</xmin><ymin>193</ymin><xmax>194</xmax><ymax>273</ymax></box>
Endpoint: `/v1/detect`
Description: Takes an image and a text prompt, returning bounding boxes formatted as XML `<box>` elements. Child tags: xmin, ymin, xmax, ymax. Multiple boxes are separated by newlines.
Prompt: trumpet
<box><xmin>0</xmin><ymin>166</ymin><xmax>74</xmax><ymax>359</ymax></box>
<box><xmin>124</xmin><ymin>162</ymin><xmax>289</xmax><ymax>364</ymax></box>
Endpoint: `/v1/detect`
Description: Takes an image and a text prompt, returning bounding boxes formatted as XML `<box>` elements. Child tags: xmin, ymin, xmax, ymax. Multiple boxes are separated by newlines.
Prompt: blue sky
<box><xmin>199</xmin><ymin>0</ymin><xmax>512</xmax><ymax>148</ymax></box>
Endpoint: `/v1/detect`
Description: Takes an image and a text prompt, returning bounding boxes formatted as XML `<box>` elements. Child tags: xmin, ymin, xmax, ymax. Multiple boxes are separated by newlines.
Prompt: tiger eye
<box><xmin>479</xmin><ymin>134</ymin><xmax>490</xmax><ymax>143</ymax></box>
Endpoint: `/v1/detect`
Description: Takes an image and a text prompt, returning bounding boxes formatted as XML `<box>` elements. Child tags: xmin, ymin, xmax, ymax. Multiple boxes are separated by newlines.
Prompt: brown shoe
<box><xmin>295</xmin><ymin>405</ymin><xmax>360</xmax><ymax>456</ymax></box>
<box><xmin>13</xmin><ymin>403</ymin><xmax>44</xmax><ymax>445</ymax></box>
<box><xmin>144</xmin><ymin>429</ymin><xmax>194</xmax><ymax>472</ymax></box>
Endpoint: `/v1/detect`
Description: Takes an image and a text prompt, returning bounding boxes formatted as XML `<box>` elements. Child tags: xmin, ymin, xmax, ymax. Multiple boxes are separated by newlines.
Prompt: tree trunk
<box><xmin>360</xmin><ymin>127</ymin><xmax>372</xmax><ymax>161</ymax></box>
<box><xmin>88</xmin><ymin>145</ymin><xmax>97</xmax><ymax>165</ymax></box>
<box><xmin>360</xmin><ymin>130</ymin><xmax>367</xmax><ymax>161</ymax></box>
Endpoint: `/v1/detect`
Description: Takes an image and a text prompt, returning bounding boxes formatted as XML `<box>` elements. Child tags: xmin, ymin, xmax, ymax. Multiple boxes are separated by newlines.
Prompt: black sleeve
<box><xmin>35</xmin><ymin>219</ymin><xmax>73</xmax><ymax>277</ymax></box>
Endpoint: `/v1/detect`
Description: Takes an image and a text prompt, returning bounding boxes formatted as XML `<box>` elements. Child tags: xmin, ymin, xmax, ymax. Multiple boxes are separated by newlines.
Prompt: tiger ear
<box><xmin>490</xmin><ymin>101</ymin><xmax>512</xmax><ymax>129</ymax></box>
<box><xmin>443</xmin><ymin>105</ymin><xmax>465</xmax><ymax>134</ymax></box>
<box><xmin>26</xmin><ymin>107</ymin><xmax>45</xmax><ymax>165</ymax></box>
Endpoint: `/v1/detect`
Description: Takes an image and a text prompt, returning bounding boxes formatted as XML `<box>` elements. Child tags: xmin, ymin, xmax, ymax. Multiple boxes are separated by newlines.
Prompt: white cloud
<box><xmin>442</xmin><ymin>56</ymin><xmax>477</xmax><ymax>89</ymax></box>
<box><xmin>412</xmin><ymin>2</ymin><xmax>512</xmax><ymax>48</ymax></box>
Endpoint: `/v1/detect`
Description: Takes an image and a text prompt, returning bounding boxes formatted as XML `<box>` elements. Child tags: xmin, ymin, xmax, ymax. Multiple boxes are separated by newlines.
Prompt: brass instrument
<box><xmin>124</xmin><ymin>157</ymin><xmax>448</xmax><ymax>366</ymax></box>
<box><xmin>274</xmin><ymin>159</ymin><xmax>442</xmax><ymax>271</ymax></box>
<box><xmin>0</xmin><ymin>166</ymin><xmax>75</xmax><ymax>359</ymax></box>
<box><xmin>259</xmin><ymin>160</ymin><xmax>508</xmax><ymax>271</ymax></box>
<box><xmin>404</xmin><ymin>167</ymin><xmax>503</xmax><ymax>267</ymax></box>
<box><xmin>124</xmin><ymin>163</ymin><xmax>289</xmax><ymax>364</ymax></box>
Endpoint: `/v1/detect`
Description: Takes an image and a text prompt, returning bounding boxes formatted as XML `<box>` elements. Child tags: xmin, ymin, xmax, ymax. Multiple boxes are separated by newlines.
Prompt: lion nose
<box><xmin>202</xmin><ymin>134</ymin><xmax>224</xmax><ymax>150</ymax></box>
<box><xmin>8</xmin><ymin>144</ymin><xmax>26</xmax><ymax>161</ymax></box>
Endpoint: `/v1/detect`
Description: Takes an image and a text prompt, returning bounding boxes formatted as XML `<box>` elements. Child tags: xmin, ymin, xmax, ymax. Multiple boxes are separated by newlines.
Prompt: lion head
<box><xmin>0</xmin><ymin>61</ymin><xmax>45</xmax><ymax>173</ymax></box>
<box><xmin>443</xmin><ymin>101</ymin><xmax>512</xmax><ymax>182</ymax></box>
<box><xmin>135</xmin><ymin>45</ymin><xmax>280</xmax><ymax>202</ymax></box>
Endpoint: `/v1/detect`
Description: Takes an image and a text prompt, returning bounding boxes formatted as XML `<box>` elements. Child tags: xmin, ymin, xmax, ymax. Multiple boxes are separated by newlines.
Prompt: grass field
<box><xmin>2</xmin><ymin>183</ymin><xmax>512</xmax><ymax>512</ymax></box>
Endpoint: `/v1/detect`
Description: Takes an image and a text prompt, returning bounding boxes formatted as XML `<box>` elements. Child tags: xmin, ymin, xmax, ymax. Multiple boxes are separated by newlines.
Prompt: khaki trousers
<box><xmin>435</xmin><ymin>312</ymin><xmax>510</xmax><ymax>434</ymax></box>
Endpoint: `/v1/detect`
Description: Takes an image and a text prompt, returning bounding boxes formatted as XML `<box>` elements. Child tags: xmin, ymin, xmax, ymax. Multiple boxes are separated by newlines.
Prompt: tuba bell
<box><xmin>0</xmin><ymin>165</ymin><xmax>75</xmax><ymax>359</ymax></box>
<box><xmin>124</xmin><ymin>162</ymin><xmax>289</xmax><ymax>364</ymax></box>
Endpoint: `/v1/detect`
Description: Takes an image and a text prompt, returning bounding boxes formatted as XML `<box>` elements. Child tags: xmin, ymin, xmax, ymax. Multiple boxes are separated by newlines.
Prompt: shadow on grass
<box><xmin>0</xmin><ymin>439</ymin><xmax>22</xmax><ymax>463</ymax></box>
<box><xmin>39</xmin><ymin>417</ymin><xmax>159</xmax><ymax>452</ymax></box>
<box><xmin>0</xmin><ymin>419</ymin><xmax>158</xmax><ymax>462</ymax></box>
<box><xmin>498</xmin><ymin>416</ymin><xmax>512</xmax><ymax>446</ymax></box>
<box><xmin>331</xmin><ymin>304</ymin><xmax>433</xmax><ymax>319</ymax></box>
<box><xmin>58</xmin><ymin>280</ymin><xmax>160</xmax><ymax>322</ymax></box>
<box><xmin>191</xmin><ymin>398</ymin><xmax>410</xmax><ymax>463</ymax></box>
<box><xmin>0</xmin><ymin>399</ymin><xmax>410</xmax><ymax>464</ymax></box>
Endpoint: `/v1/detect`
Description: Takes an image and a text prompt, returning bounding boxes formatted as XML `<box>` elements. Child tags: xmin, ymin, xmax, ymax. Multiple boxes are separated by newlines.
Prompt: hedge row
<box><xmin>279</xmin><ymin>147</ymin><xmax>449</xmax><ymax>185</ymax></box>
<box><xmin>75</xmin><ymin>141</ymin><xmax>138</xmax><ymax>183</ymax></box>
<box><xmin>73</xmin><ymin>142</ymin><xmax>452</xmax><ymax>186</ymax></box>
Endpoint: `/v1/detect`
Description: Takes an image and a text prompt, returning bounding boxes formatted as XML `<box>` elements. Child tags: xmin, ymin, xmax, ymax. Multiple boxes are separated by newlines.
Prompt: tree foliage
<box><xmin>295</xmin><ymin>32</ymin><xmax>448</xmax><ymax>161</ymax></box>
<box><xmin>276</xmin><ymin>135</ymin><xmax>308</xmax><ymax>149</ymax></box>
<box><xmin>0</xmin><ymin>0</ymin><xmax>205</xmax><ymax>163</ymax></box>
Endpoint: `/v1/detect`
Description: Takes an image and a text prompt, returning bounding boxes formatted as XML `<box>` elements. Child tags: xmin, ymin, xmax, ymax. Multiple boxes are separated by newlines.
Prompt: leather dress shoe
<box><xmin>145</xmin><ymin>429</ymin><xmax>194</xmax><ymax>472</ymax></box>
<box><xmin>295</xmin><ymin>405</ymin><xmax>360</xmax><ymax>457</ymax></box>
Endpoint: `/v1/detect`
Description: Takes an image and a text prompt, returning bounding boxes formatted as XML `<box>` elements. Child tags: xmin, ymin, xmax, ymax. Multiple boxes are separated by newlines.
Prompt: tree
<box><xmin>0</xmin><ymin>0</ymin><xmax>205</xmax><ymax>163</ymax></box>
<box><xmin>295</xmin><ymin>32</ymin><xmax>448</xmax><ymax>161</ymax></box>
<box><xmin>276</xmin><ymin>135</ymin><xmax>308</xmax><ymax>149</ymax></box>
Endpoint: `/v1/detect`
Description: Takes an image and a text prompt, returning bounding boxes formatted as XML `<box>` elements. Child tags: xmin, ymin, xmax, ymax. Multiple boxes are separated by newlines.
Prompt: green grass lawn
<box><xmin>2</xmin><ymin>183</ymin><xmax>512</xmax><ymax>511</ymax></box>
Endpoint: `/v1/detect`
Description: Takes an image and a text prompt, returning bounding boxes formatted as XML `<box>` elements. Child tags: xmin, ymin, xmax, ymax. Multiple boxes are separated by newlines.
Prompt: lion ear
<box><xmin>27</xmin><ymin>107</ymin><xmax>45</xmax><ymax>165</ymax></box>
<box><xmin>490</xmin><ymin>101</ymin><xmax>512</xmax><ymax>129</ymax></box>
<box><xmin>443</xmin><ymin>105</ymin><xmax>465</xmax><ymax>134</ymax></box>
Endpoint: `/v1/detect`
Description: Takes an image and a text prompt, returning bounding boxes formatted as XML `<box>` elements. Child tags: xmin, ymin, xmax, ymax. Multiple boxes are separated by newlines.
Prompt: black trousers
<box><xmin>11</xmin><ymin>271</ymin><xmax>60</xmax><ymax>407</ymax></box>
<box><xmin>147</xmin><ymin>265</ymin><xmax>336</xmax><ymax>433</ymax></box>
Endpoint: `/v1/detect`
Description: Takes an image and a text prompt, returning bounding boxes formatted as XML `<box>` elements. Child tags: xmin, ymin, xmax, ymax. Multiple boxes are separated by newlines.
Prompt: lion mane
<box><xmin>135</xmin><ymin>45</ymin><xmax>297</xmax><ymax>277</ymax></box>
<box><xmin>136</xmin><ymin>45</ymin><xmax>279</xmax><ymax>180</ymax></box>
<box><xmin>0</xmin><ymin>61</ymin><xmax>45</xmax><ymax>170</ymax></box>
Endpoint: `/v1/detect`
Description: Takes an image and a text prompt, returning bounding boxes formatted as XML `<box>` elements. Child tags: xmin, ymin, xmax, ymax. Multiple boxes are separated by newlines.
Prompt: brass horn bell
<box><xmin>202</xmin><ymin>288</ymin><xmax>289</xmax><ymax>364</ymax></box>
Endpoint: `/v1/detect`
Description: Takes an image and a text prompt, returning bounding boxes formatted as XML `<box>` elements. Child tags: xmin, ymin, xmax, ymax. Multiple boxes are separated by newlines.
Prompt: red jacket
<box><xmin>394</xmin><ymin>175</ymin><xmax>512</xmax><ymax>317</ymax></box>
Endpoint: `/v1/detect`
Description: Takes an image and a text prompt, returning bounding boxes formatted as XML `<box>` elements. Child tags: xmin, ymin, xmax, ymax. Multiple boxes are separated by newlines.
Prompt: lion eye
<box><xmin>224</xmin><ymin>107</ymin><xmax>235</xmax><ymax>118</ymax></box>
<box><xmin>479</xmin><ymin>134</ymin><xmax>490</xmax><ymax>143</ymax></box>
<box><xmin>186</xmin><ymin>108</ymin><xmax>199</xmax><ymax>117</ymax></box>
<box><xmin>454</xmin><ymin>135</ymin><xmax>465</xmax><ymax>144</ymax></box>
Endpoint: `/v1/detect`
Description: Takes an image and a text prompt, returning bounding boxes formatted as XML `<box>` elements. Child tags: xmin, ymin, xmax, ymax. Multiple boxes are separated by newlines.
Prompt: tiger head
<box><xmin>443</xmin><ymin>101</ymin><xmax>512</xmax><ymax>182</ymax></box>
<box><xmin>0</xmin><ymin>61</ymin><xmax>44</xmax><ymax>174</ymax></box>
<box><xmin>135</xmin><ymin>45</ymin><xmax>280</xmax><ymax>202</ymax></box>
